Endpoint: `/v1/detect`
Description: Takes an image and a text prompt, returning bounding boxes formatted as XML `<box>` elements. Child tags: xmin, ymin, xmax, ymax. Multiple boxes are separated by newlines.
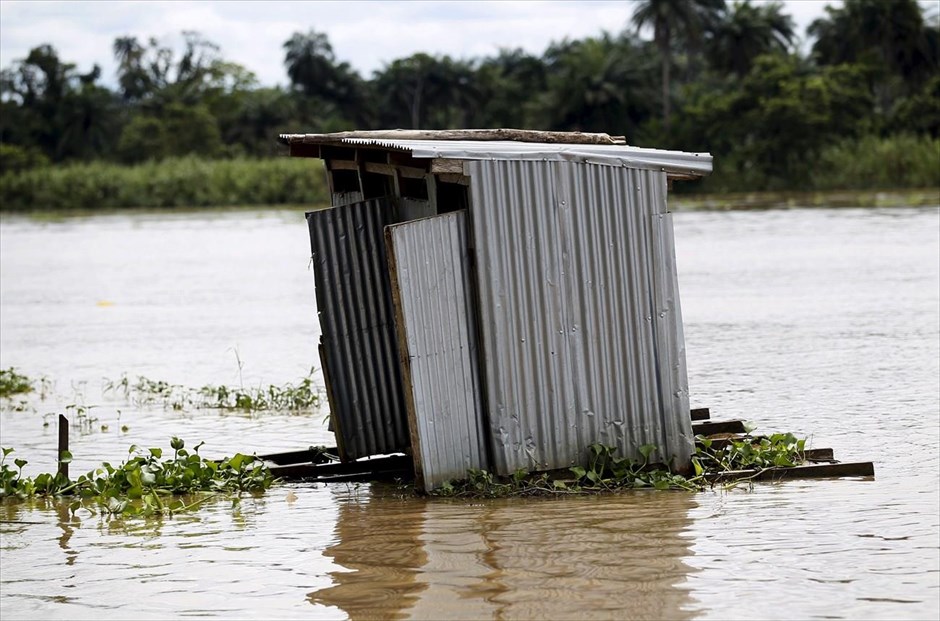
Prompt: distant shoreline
<box><xmin>2</xmin><ymin>189</ymin><xmax>938</xmax><ymax>220</ymax></box>
<box><xmin>670</xmin><ymin>189</ymin><xmax>940</xmax><ymax>211</ymax></box>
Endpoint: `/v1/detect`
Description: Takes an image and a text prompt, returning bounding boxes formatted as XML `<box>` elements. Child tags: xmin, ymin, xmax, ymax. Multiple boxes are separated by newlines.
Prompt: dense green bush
<box><xmin>811</xmin><ymin>134</ymin><xmax>940</xmax><ymax>191</ymax></box>
<box><xmin>678</xmin><ymin>133</ymin><xmax>940</xmax><ymax>195</ymax></box>
<box><xmin>0</xmin><ymin>156</ymin><xmax>328</xmax><ymax>211</ymax></box>
<box><xmin>0</xmin><ymin>143</ymin><xmax>50</xmax><ymax>176</ymax></box>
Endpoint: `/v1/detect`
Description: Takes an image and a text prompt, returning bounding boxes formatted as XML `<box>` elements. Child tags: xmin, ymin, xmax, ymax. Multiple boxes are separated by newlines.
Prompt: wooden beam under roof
<box><xmin>280</xmin><ymin>128</ymin><xmax>628</xmax><ymax>146</ymax></box>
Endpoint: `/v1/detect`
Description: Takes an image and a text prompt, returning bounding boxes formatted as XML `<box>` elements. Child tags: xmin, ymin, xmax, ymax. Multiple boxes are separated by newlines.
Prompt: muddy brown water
<box><xmin>1</xmin><ymin>205</ymin><xmax>938</xmax><ymax>620</ymax></box>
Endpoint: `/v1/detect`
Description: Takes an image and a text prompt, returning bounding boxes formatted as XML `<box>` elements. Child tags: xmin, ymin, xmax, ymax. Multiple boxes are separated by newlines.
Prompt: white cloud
<box><xmin>0</xmin><ymin>0</ymin><xmax>836</xmax><ymax>88</ymax></box>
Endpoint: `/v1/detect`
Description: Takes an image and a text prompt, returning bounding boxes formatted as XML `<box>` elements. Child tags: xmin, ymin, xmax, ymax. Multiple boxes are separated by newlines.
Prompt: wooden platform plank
<box><xmin>707</xmin><ymin>461</ymin><xmax>874</xmax><ymax>483</ymax></box>
<box><xmin>269</xmin><ymin>454</ymin><xmax>413</xmax><ymax>481</ymax></box>
<box><xmin>259</xmin><ymin>447</ymin><xmax>338</xmax><ymax>466</ymax></box>
<box><xmin>690</xmin><ymin>407</ymin><xmax>710</xmax><ymax>421</ymax></box>
<box><xmin>804</xmin><ymin>448</ymin><xmax>835</xmax><ymax>462</ymax></box>
<box><xmin>692</xmin><ymin>419</ymin><xmax>747</xmax><ymax>435</ymax></box>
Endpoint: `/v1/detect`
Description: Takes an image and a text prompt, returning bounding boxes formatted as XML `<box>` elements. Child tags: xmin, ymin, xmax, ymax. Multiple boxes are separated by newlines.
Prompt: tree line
<box><xmin>1</xmin><ymin>0</ymin><xmax>937</xmax><ymax>192</ymax></box>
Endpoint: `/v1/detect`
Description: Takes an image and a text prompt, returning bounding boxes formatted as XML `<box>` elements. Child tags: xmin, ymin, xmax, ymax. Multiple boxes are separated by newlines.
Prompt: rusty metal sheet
<box><xmin>386</xmin><ymin>211</ymin><xmax>488</xmax><ymax>491</ymax></box>
<box><xmin>306</xmin><ymin>198</ymin><xmax>410</xmax><ymax>459</ymax></box>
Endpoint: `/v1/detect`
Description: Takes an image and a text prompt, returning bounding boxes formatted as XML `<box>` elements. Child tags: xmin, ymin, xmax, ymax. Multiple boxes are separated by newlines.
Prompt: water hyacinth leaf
<box><xmin>570</xmin><ymin>466</ymin><xmax>587</xmax><ymax>479</ymax></box>
<box><xmin>58</xmin><ymin>450</ymin><xmax>72</xmax><ymax>464</ymax></box>
<box><xmin>14</xmin><ymin>458</ymin><xmax>27</xmax><ymax>469</ymax></box>
<box><xmin>638</xmin><ymin>444</ymin><xmax>657</xmax><ymax>460</ymax></box>
<box><xmin>149</xmin><ymin>448</ymin><xmax>162</xmax><ymax>458</ymax></box>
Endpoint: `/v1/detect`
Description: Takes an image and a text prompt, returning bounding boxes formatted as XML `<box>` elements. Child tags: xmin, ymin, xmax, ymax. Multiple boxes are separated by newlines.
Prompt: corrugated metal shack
<box><xmin>280</xmin><ymin>129</ymin><xmax>713</xmax><ymax>492</ymax></box>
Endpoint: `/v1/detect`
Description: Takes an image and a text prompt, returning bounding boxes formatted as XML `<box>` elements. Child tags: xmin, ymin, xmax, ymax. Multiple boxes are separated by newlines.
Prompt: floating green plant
<box><xmin>0</xmin><ymin>368</ymin><xmax>32</xmax><ymax>398</ymax></box>
<box><xmin>196</xmin><ymin>375</ymin><xmax>323</xmax><ymax>412</ymax></box>
<box><xmin>693</xmin><ymin>432</ymin><xmax>806</xmax><ymax>475</ymax></box>
<box><xmin>103</xmin><ymin>369</ymin><xmax>324</xmax><ymax>414</ymax></box>
<box><xmin>0</xmin><ymin>438</ymin><xmax>274</xmax><ymax>518</ymax></box>
<box><xmin>432</xmin><ymin>431</ymin><xmax>810</xmax><ymax>498</ymax></box>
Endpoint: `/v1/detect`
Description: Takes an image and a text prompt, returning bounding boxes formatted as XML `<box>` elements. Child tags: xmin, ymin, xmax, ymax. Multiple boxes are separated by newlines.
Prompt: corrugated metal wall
<box><xmin>307</xmin><ymin>199</ymin><xmax>410</xmax><ymax>459</ymax></box>
<box><xmin>467</xmin><ymin>160</ymin><xmax>693</xmax><ymax>475</ymax></box>
<box><xmin>386</xmin><ymin>211</ymin><xmax>489</xmax><ymax>491</ymax></box>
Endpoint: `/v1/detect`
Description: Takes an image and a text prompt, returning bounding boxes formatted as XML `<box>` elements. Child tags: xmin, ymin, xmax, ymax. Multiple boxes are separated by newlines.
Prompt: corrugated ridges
<box><xmin>386</xmin><ymin>211</ymin><xmax>489</xmax><ymax>491</ymax></box>
<box><xmin>468</xmin><ymin>160</ymin><xmax>692</xmax><ymax>475</ymax></box>
<box><xmin>306</xmin><ymin>199</ymin><xmax>410</xmax><ymax>459</ymax></box>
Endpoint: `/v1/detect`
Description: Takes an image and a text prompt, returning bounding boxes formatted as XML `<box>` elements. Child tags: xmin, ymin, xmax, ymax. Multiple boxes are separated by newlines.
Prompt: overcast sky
<box><xmin>1</xmin><ymin>0</ymin><xmax>837</xmax><ymax>87</ymax></box>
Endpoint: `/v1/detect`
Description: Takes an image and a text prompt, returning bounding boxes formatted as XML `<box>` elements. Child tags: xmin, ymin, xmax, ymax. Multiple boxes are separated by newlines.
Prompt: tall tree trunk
<box><xmin>660</xmin><ymin>31</ymin><xmax>672</xmax><ymax>130</ymax></box>
<box><xmin>411</xmin><ymin>77</ymin><xmax>423</xmax><ymax>129</ymax></box>
<box><xmin>662</xmin><ymin>53</ymin><xmax>671</xmax><ymax>129</ymax></box>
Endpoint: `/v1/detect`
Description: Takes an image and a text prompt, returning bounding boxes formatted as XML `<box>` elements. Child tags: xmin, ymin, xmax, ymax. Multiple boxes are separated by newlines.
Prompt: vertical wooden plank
<box><xmin>57</xmin><ymin>414</ymin><xmax>69</xmax><ymax>479</ymax></box>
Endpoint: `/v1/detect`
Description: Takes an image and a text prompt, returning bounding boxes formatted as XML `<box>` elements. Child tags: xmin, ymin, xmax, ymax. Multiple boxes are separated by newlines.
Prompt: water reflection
<box><xmin>313</xmin><ymin>487</ymin><xmax>699</xmax><ymax>620</ymax></box>
<box><xmin>52</xmin><ymin>502</ymin><xmax>79</xmax><ymax>567</ymax></box>
<box><xmin>310</xmin><ymin>488</ymin><xmax>429</xmax><ymax>618</ymax></box>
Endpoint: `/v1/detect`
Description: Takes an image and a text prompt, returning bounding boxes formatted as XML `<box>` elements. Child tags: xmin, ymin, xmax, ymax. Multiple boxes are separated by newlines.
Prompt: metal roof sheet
<box><xmin>280</xmin><ymin>134</ymin><xmax>712</xmax><ymax>177</ymax></box>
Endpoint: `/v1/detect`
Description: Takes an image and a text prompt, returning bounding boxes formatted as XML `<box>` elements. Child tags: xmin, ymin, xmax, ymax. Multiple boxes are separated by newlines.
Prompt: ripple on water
<box><xmin>2</xmin><ymin>207</ymin><xmax>938</xmax><ymax>620</ymax></box>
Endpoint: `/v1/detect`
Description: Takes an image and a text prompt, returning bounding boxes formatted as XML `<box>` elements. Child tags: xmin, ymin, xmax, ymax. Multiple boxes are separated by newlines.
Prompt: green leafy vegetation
<box><xmin>0</xmin><ymin>368</ymin><xmax>32</xmax><ymax>398</ymax></box>
<box><xmin>0</xmin><ymin>156</ymin><xmax>327</xmax><ymax>211</ymax></box>
<box><xmin>1</xmin><ymin>0</ymin><xmax>936</xmax><ymax>208</ymax></box>
<box><xmin>103</xmin><ymin>370</ymin><xmax>324</xmax><ymax>413</ymax></box>
<box><xmin>0</xmin><ymin>438</ymin><xmax>274</xmax><ymax>518</ymax></box>
<box><xmin>693</xmin><ymin>432</ymin><xmax>805</xmax><ymax>475</ymax></box>
<box><xmin>811</xmin><ymin>134</ymin><xmax>940</xmax><ymax>191</ymax></box>
<box><xmin>432</xmin><ymin>430</ymin><xmax>811</xmax><ymax>498</ymax></box>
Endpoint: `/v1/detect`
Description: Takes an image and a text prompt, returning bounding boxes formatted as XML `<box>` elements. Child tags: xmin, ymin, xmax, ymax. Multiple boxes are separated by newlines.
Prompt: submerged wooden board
<box><xmin>259</xmin><ymin>447</ymin><xmax>338</xmax><ymax>466</ymax></box>
<box><xmin>690</xmin><ymin>407</ymin><xmax>711</xmax><ymax>421</ymax></box>
<box><xmin>268</xmin><ymin>454</ymin><xmax>413</xmax><ymax>482</ymax></box>
<box><xmin>707</xmin><ymin>461</ymin><xmax>875</xmax><ymax>483</ymax></box>
<box><xmin>692</xmin><ymin>419</ymin><xmax>747</xmax><ymax>435</ymax></box>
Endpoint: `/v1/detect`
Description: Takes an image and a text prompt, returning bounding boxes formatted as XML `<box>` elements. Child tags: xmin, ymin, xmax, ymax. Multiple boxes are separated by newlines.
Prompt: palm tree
<box><xmin>283</xmin><ymin>30</ymin><xmax>370</xmax><ymax>126</ymax></box>
<box><xmin>539</xmin><ymin>34</ymin><xmax>654</xmax><ymax>135</ymax></box>
<box><xmin>372</xmin><ymin>53</ymin><xmax>443</xmax><ymax>129</ymax></box>
<box><xmin>476</xmin><ymin>48</ymin><xmax>546</xmax><ymax>128</ymax></box>
<box><xmin>113</xmin><ymin>36</ymin><xmax>150</xmax><ymax>100</ymax></box>
<box><xmin>283</xmin><ymin>30</ymin><xmax>338</xmax><ymax>98</ymax></box>
<box><xmin>809</xmin><ymin>0</ymin><xmax>935</xmax><ymax>83</ymax></box>
<box><xmin>631</xmin><ymin>0</ymin><xmax>726</xmax><ymax>129</ymax></box>
<box><xmin>809</xmin><ymin>0</ymin><xmax>937</xmax><ymax>113</ymax></box>
<box><xmin>707</xmin><ymin>1</ymin><xmax>795</xmax><ymax>76</ymax></box>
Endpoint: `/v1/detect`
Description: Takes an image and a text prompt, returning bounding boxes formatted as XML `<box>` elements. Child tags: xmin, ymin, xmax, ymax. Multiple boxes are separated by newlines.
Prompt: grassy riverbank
<box><xmin>671</xmin><ymin>188</ymin><xmax>940</xmax><ymax>211</ymax></box>
<box><xmin>0</xmin><ymin>156</ymin><xmax>329</xmax><ymax>212</ymax></box>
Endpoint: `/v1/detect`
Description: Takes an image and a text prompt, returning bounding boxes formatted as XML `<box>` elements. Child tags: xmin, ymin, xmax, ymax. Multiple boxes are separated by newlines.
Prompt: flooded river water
<box><xmin>1</xmin><ymin>205</ymin><xmax>938</xmax><ymax>619</ymax></box>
